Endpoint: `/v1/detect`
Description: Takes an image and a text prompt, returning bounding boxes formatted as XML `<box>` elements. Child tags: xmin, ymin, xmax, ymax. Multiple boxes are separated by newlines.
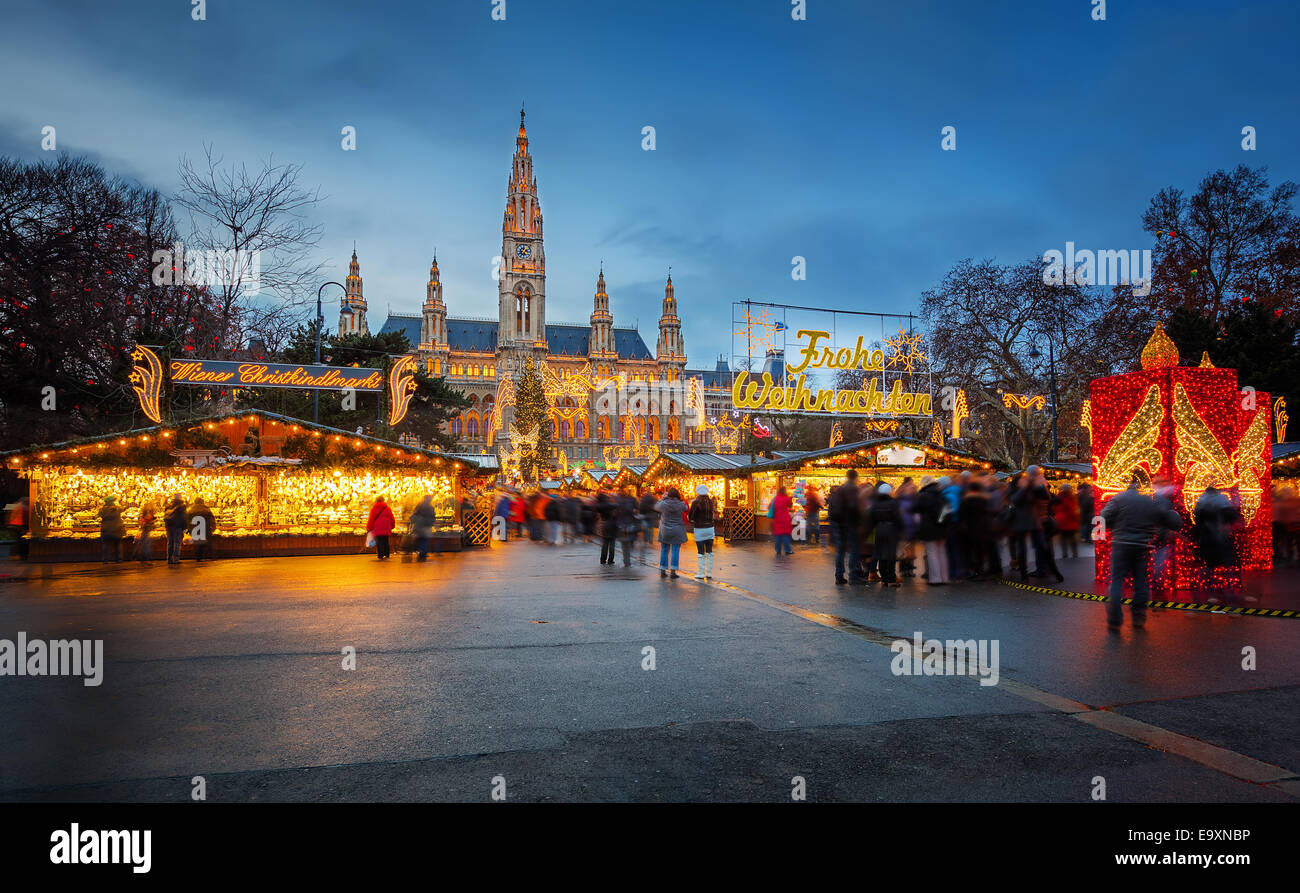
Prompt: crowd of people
<box><xmin>816</xmin><ymin>466</ymin><xmax>1086</xmax><ymax>587</ymax></box>
<box><xmin>85</xmin><ymin>493</ymin><xmax>217</xmax><ymax>565</ymax></box>
<box><xmin>482</xmin><ymin>485</ymin><xmax>720</xmax><ymax>579</ymax></box>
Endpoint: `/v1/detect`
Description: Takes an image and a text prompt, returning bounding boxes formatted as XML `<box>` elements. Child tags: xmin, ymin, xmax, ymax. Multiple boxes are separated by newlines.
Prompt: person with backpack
<box><xmin>915</xmin><ymin>476</ymin><xmax>950</xmax><ymax>584</ymax></box>
<box><xmin>688</xmin><ymin>484</ymin><xmax>717</xmax><ymax>580</ymax></box>
<box><xmin>828</xmin><ymin>470</ymin><xmax>863</xmax><ymax>585</ymax></box>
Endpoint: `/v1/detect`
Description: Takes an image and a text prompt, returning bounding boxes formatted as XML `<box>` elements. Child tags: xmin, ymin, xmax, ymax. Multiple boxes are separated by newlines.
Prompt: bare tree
<box><xmin>921</xmin><ymin>258</ymin><xmax>1108</xmax><ymax>468</ymax></box>
<box><xmin>174</xmin><ymin>145</ymin><xmax>325</xmax><ymax>354</ymax></box>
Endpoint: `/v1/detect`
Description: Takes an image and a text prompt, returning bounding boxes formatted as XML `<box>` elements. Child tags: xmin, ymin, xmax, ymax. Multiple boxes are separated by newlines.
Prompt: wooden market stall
<box><xmin>2</xmin><ymin>411</ymin><xmax>479</xmax><ymax>561</ymax></box>
<box><xmin>639</xmin><ymin>452</ymin><xmax>762</xmax><ymax>540</ymax></box>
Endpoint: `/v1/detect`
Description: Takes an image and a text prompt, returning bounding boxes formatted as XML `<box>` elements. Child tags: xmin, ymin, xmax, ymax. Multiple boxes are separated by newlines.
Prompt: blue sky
<box><xmin>3</xmin><ymin>0</ymin><xmax>1298</xmax><ymax>366</ymax></box>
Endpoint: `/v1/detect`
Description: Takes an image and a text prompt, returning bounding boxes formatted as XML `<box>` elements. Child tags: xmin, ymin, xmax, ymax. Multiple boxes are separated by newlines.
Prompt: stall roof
<box><xmin>2</xmin><ymin>410</ymin><xmax>479</xmax><ymax>472</ymax></box>
<box><xmin>1274</xmin><ymin>442</ymin><xmax>1300</xmax><ymax>475</ymax></box>
<box><xmin>741</xmin><ymin>437</ymin><xmax>995</xmax><ymax>474</ymax></box>
<box><xmin>445</xmin><ymin>452</ymin><xmax>499</xmax><ymax>473</ymax></box>
<box><xmin>1036</xmin><ymin>462</ymin><xmax>1092</xmax><ymax>479</ymax></box>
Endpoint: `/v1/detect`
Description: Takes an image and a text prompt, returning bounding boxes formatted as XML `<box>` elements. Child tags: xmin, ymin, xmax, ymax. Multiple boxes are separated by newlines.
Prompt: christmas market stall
<box><xmin>2</xmin><ymin>411</ymin><xmax>479</xmax><ymax>561</ymax></box>
<box><xmin>612</xmin><ymin>464</ymin><xmax>648</xmax><ymax>492</ymax></box>
<box><xmin>639</xmin><ymin>451</ymin><xmax>761</xmax><ymax>540</ymax></box>
<box><xmin>738</xmin><ymin>437</ymin><xmax>996</xmax><ymax>539</ymax></box>
<box><xmin>1089</xmin><ymin>325</ymin><xmax>1273</xmax><ymax>589</ymax></box>
<box><xmin>1273</xmin><ymin>443</ymin><xmax>1300</xmax><ymax>488</ymax></box>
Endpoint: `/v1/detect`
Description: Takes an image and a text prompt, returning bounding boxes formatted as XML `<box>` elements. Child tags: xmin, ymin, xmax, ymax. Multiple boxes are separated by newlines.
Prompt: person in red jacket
<box><xmin>367</xmin><ymin>496</ymin><xmax>396</xmax><ymax>560</ymax></box>
<box><xmin>1051</xmin><ymin>484</ymin><xmax>1081</xmax><ymax>559</ymax></box>
<box><xmin>771</xmin><ymin>486</ymin><xmax>794</xmax><ymax>556</ymax></box>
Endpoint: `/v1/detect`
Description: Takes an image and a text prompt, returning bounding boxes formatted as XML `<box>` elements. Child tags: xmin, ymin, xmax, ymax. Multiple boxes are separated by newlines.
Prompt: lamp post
<box><xmin>1029</xmin><ymin>342</ymin><xmax>1060</xmax><ymax>462</ymax></box>
<box><xmin>315</xmin><ymin>281</ymin><xmax>346</xmax><ymax>423</ymax></box>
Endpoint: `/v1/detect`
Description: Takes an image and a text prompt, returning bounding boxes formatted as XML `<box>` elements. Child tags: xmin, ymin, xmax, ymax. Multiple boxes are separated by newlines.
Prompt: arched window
<box><xmin>577</xmin><ymin>418</ymin><xmax>587</xmax><ymax>439</ymax></box>
<box><xmin>515</xmin><ymin>284</ymin><xmax>532</xmax><ymax>334</ymax></box>
<box><xmin>468</xmin><ymin>415</ymin><xmax>480</xmax><ymax>438</ymax></box>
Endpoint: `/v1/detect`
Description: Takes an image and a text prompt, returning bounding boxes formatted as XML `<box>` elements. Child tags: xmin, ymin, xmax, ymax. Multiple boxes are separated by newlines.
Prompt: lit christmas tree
<box><xmin>511</xmin><ymin>356</ymin><xmax>551</xmax><ymax>481</ymax></box>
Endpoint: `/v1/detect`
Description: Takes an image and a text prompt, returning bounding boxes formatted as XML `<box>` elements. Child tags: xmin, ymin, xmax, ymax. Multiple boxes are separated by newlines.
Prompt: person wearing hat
<box><xmin>866</xmin><ymin>482</ymin><xmax>904</xmax><ymax>586</ymax></box>
<box><xmin>688</xmin><ymin>484</ymin><xmax>717</xmax><ymax>580</ymax></box>
<box><xmin>98</xmin><ymin>496</ymin><xmax>126</xmax><ymax>563</ymax></box>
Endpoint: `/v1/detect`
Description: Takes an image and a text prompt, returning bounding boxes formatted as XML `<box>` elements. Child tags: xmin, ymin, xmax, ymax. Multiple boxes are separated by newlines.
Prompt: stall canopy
<box><xmin>1274</xmin><ymin>443</ymin><xmax>1300</xmax><ymax>479</ymax></box>
<box><xmin>742</xmin><ymin>436</ymin><xmax>995</xmax><ymax>476</ymax></box>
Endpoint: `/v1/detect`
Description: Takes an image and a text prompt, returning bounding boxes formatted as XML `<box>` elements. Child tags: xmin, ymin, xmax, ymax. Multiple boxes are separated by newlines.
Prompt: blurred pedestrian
<box><xmin>1101</xmin><ymin>476</ymin><xmax>1182</xmax><ymax>629</ymax></box>
<box><xmin>408</xmin><ymin>495</ymin><xmax>436</xmax><ymax>561</ymax></box>
<box><xmin>1052</xmin><ymin>484</ymin><xmax>1080</xmax><ymax>559</ymax></box>
<box><xmin>5</xmin><ymin>496</ymin><xmax>29</xmax><ymax>561</ymax></box>
<box><xmin>770</xmin><ymin>485</ymin><xmax>794</xmax><ymax>557</ymax></box>
<box><xmin>99</xmin><ymin>496</ymin><xmax>126</xmax><ymax>563</ymax></box>
<box><xmin>916</xmin><ymin>475</ymin><xmax>950</xmax><ymax>584</ymax></box>
<box><xmin>187</xmin><ymin>497</ymin><xmax>216</xmax><ymax>561</ymax></box>
<box><xmin>164</xmin><ymin>494</ymin><xmax>187</xmax><ymax>565</ymax></box>
<box><xmin>866</xmin><ymin>482</ymin><xmax>903</xmax><ymax>586</ymax></box>
<box><xmin>134</xmin><ymin>502</ymin><xmax>157</xmax><ymax>563</ymax></box>
<box><xmin>805</xmin><ymin>485</ymin><xmax>823</xmax><ymax>545</ymax></box>
<box><xmin>596</xmin><ymin>491</ymin><xmax>617</xmax><ymax>565</ymax></box>
<box><xmin>1194</xmin><ymin>486</ymin><xmax>1243</xmax><ymax>602</ymax></box>
<box><xmin>1077</xmin><ymin>482</ymin><xmax>1095</xmax><ymax>544</ymax></box>
<box><xmin>829</xmin><ymin>470</ymin><xmax>862</xmax><ymax>585</ymax></box>
<box><xmin>615</xmin><ymin>488</ymin><xmax>640</xmax><ymax>567</ymax></box>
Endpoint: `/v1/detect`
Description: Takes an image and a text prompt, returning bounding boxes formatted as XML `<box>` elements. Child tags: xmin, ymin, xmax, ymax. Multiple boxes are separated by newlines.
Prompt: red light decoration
<box><xmin>1092</xmin><ymin>326</ymin><xmax>1272</xmax><ymax>591</ymax></box>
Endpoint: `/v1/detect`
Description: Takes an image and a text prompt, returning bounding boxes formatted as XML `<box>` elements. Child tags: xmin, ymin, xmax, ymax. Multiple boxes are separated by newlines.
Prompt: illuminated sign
<box><xmin>731</xmin><ymin>328</ymin><xmax>933</xmax><ymax>418</ymax></box>
<box><xmin>877</xmin><ymin>446</ymin><xmax>925</xmax><ymax>466</ymax></box>
<box><xmin>386</xmin><ymin>355</ymin><xmax>418</xmax><ymax>426</ymax></box>
<box><xmin>129</xmin><ymin>345</ymin><xmax>164</xmax><ymax>423</ymax></box>
<box><xmin>169</xmin><ymin>360</ymin><xmax>383</xmax><ymax>391</ymax></box>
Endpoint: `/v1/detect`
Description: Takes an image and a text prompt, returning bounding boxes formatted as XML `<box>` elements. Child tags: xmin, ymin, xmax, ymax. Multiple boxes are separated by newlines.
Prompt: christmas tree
<box><xmin>512</xmin><ymin>356</ymin><xmax>551</xmax><ymax>481</ymax></box>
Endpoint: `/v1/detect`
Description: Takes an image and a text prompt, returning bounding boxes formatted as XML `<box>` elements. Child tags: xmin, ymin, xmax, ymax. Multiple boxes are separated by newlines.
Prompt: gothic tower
<box><xmin>587</xmin><ymin>265</ymin><xmax>616</xmax><ymax>378</ymax></box>
<box><xmin>339</xmin><ymin>248</ymin><xmax>368</xmax><ymax>336</ymax></box>
<box><xmin>656</xmin><ymin>272</ymin><xmax>686</xmax><ymax>382</ymax></box>
<box><xmin>497</xmin><ymin>106</ymin><xmax>547</xmax><ymax>375</ymax></box>
<box><xmin>420</xmin><ymin>254</ymin><xmax>449</xmax><ymax>374</ymax></box>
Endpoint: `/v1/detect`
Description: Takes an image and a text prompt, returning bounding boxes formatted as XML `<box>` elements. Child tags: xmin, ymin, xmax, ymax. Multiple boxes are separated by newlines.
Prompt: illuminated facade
<box><xmin>360</xmin><ymin>110</ymin><xmax>717</xmax><ymax>468</ymax></box>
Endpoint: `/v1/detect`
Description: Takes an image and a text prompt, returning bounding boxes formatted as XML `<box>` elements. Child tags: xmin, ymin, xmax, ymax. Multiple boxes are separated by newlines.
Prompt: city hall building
<box><xmin>336</xmin><ymin>110</ymin><xmax>735</xmax><ymax>466</ymax></box>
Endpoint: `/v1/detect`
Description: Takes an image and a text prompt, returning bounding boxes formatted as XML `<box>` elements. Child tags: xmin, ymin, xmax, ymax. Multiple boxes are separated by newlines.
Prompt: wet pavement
<box><xmin>1</xmin><ymin>538</ymin><xmax>1297</xmax><ymax>802</ymax></box>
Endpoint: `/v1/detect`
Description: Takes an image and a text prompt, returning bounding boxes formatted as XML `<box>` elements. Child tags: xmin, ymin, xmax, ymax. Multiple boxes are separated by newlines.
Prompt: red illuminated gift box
<box><xmin>1090</xmin><ymin>325</ymin><xmax>1272</xmax><ymax>591</ymax></box>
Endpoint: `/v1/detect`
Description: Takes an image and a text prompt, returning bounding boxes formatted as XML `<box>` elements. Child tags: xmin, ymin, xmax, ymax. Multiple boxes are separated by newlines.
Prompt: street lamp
<box><xmin>1029</xmin><ymin>342</ymin><xmax>1060</xmax><ymax>462</ymax></box>
<box><xmin>315</xmin><ymin>281</ymin><xmax>346</xmax><ymax>423</ymax></box>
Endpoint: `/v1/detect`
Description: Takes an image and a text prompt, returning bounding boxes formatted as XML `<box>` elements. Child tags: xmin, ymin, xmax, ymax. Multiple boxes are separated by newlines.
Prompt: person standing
<box><xmin>367</xmin><ymin>496</ymin><xmax>396</xmax><ymax>561</ymax></box>
<box><xmin>688</xmin><ymin>484</ymin><xmax>717</xmax><ymax>580</ymax></box>
<box><xmin>804</xmin><ymin>485</ymin><xmax>823</xmax><ymax>545</ymax></box>
<box><xmin>1052</xmin><ymin>484</ymin><xmax>1081</xmax><ymax>559</ymax></box>
<box><xmin>5</xmin><ymin>496</ymin><xmax>29</xmax><ymax>561</ymax></box>
<box><xmin>615</xmin><ymin>488</ymin><xmax>640</xmax><ymax>567</ymax></box>
<box><xmin>916</xmin><ymin>476</ymin><xmax>952</xmax><ymax>584</ymax></box>
<box><xmin>866</xmin><ymin>483</ymin><xmax>903</xmax><ymax>587</ymax></box>
<box><xmin>187</xmin><ymin>497</ymin><xmax>216</xmax><ymax>562</ymax></box>
<box><xmin>133</xmin><ymin>502</ymin><xmax>156</xmax><ymax>563</ymax></box>
<box><xmin>770</xmin><ymin>485</ymin><xmax>794</xmax><ymax>557</ymax></box>
<box><xmin>596</xmin><ymin>491</ymin><xmax>617</xmax><ymax>565</ymax></box>
<box><xmin>543</xmin><ymin>493</ymin><xmax>562</xmax><ymax>545</ymax></box>
<box><xmin>638</xmin><ymin>489</ymin><xmax>659</xmax><ymax>558</ymax></box>
<box><xmin>164</xmin><ymin>494</ymin><xmax>187</xmax><ymax>565</ymax></box>
<box><xmin>1077</xmin><ymin>482</ymin><xmax>1096</xmax><ymax>545</ymax></box>
<box><xmin>896</xmin><ymin>480</ymin><xmax>920</xmax><ymax>578</ymax></box>
<box><xmin>655</xmin><ymin>487</ymin><xmax>689</xmax><ymax>578</ymax></box>
<box><xmin>509</xmin><ymin>493</ymin><xmax>526</xmax><ymax>538</ymax></box>
<box><xmin>98</xmin><ymin>496</ymin><xmax>126</xmax><ymax>563</ymax></box>
<box><xmin>1026</xmin><ymin>467</ymin><xmax>1064</xmax><ymax>582</ymax></box>
<box><xmin>958</xmin><ymin>481</ymin><xmax>991</xmax><ymax>579</ymax></box>
<box><xmin>409</xmin><ymin>495</ymin><xmax>436</xmax><ymax>561</ymax></box>
<box><xmin>828</xmin><ymin>470</ymin><xmax>862</xmax><ymax>585</ymax></box>
<box><xmin>1101</xmin><ymin>477</ymin><xmax>1182</xmax><ymax>628</ymax></box>
<box><xmin>1194</xmin><ymin>486</ymin><xmax>1242</xmax><ymax>602</ymax></box>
